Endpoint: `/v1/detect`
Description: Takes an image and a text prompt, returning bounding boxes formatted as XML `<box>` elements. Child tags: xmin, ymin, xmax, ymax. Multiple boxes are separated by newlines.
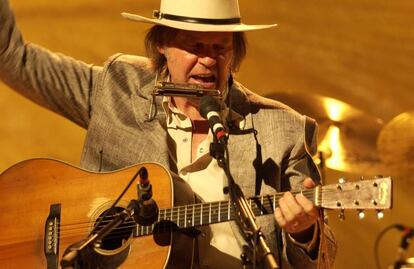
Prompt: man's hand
<box><xmin>274</xmin><ymin>178</ymin><xmax>318</xmax><ymax>242</ymax></box>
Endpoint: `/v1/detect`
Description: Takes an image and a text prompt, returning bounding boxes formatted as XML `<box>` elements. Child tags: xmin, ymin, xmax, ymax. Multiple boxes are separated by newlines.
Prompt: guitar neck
<box><xmin>134</xmin><ymin>189</ymin><xmax>318</xmax><ymax>237</ymax></box>
<box><xmin>133</xmin><ymin>176</ymin><xmax>392</xmax><ymax>237</ymax></box>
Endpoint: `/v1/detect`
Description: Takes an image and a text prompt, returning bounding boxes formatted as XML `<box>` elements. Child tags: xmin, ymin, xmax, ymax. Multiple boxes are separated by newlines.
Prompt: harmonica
<box><xmin>153</xmin><ymin>82</ymin><xmax>221</xmax><ymax>97</ymax></box>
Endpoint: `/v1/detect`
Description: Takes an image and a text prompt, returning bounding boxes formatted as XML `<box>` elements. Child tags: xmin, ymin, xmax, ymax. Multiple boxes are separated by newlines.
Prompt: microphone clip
<box><xmin>209</xmin><ymin>138</ymin><xmax>226</xmax><ymax>168</ymax></box>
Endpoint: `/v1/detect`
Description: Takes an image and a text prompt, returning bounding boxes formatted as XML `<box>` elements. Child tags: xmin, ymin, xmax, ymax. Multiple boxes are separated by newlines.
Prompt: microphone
<box><xmin>199</xmin><ymin>96</ymin><xmax>227</xmax><ymax>144</ymax></box>
<box><xmin>135</xmin><ymin>167</ymin><xmax>159</xmax><ymax>226</ymax></box>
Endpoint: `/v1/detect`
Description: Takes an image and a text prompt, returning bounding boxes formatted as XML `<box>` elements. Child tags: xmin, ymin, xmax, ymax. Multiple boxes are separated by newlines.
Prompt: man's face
<box><xmin>158</xmin><ymin>30</ymin><xmax>234</xmax><ymax>93</ymax></box>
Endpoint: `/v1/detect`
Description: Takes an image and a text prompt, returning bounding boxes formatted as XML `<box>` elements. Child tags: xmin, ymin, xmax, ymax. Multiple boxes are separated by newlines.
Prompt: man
<box><xmin>0</xmin><ymin>0</ymin><xmax>336</xmax><ymax>268</ymax></box>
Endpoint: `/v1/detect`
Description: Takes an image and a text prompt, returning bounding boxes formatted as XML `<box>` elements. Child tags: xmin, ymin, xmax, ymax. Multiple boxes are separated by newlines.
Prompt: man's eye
<box><xmin>214</xmin><ymin>45</ymin><xmax>228</xmax><ymax>53</ymax></box>
<box><xmin>189</xmin><ymin>43</ymin><xmax>202</xmax><ymax>49</ymax></box>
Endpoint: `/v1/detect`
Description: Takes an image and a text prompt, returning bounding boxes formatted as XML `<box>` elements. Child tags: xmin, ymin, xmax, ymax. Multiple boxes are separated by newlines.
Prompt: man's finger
<box><xmin>303</xmin><ymin>177</ymin><xmax>316</xmax><ymax>189</ymax></box>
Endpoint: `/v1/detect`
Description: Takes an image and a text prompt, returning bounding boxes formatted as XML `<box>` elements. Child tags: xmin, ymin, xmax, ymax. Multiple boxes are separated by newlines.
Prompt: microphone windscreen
<box><xmin>199</xmin><ymin>96</ymin><xmax>220</xmax><ymax>118</ymax></box>
<box><xmin>139</xmin><ymin>167</ymin><xmax>148</xmax><ymax>180</ymax></box>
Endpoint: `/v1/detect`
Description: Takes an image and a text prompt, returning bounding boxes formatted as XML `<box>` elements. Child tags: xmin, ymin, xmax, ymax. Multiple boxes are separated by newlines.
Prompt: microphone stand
<box><xmin>210</xmin><ymin>136</ymin><xmax>279</xmax><ymax>269</ymax></box>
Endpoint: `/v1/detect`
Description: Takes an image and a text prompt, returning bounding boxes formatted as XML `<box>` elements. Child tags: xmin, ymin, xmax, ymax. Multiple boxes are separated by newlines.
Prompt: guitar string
<box><xmin>0</xmin><ymin>181</ymin><xmax>383</xmax><ymax>246</ymax></box>
<box><xmin>95</xmin><ymin>187</ymin><xmax>355</xmax><ymax>240</ymax></box>
<box><xmin>43</xmin><ymin>191</ymin><xmax>317</xmax><ymax>236</ymax></box>
<box><xmin>57</xmin><ymin>190</ymin><xmax>316</xmax><ymax>231</ymax></box>
<box><xmin>44</xmin><ymin>191</ymin><xmax>318</xmax><ymax>241</ymax></box>
<box><xmin>0</xmin><ymin>190</ymin><xmax>328</xmax><ymax>245</ymax></box>
<box><xmin>1</xmin><ymin>188</ymin><xmax>364</xmax><ymax>244</ymax></box>
<box><xmin>1</xmin><ymin>182</ymin><xmax>385</xmax><ymax>248</ymax></box>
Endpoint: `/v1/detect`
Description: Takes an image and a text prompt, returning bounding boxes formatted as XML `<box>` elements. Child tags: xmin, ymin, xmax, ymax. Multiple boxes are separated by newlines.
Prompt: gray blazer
<box><xmin>0</xmin><ymin>1</ymin><xmax>336</xmax><ymax>268</ymax></box>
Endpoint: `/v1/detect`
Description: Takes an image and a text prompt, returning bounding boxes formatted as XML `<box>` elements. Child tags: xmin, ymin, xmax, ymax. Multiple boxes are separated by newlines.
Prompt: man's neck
<box><xmin>172</xmin><ymin>96</ymin><xmax>205</xmax><ymax>121</ymax></box>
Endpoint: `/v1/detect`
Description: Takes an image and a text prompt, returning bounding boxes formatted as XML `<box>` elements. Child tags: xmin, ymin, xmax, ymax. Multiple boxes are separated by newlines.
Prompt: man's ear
<box><xmin>157</xmin><ymin>46</ymin><xmax>165</xmax><ymax>55</ymax></box>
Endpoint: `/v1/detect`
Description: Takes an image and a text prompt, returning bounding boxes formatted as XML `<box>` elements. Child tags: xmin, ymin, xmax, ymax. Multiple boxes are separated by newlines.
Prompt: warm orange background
<box><xmin>1</xmin><ymin>1</ymin><xmax>413</xmax><ymax>268</ymax></box>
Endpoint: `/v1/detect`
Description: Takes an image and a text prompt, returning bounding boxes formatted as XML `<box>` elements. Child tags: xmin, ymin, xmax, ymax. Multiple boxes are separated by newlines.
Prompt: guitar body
<box><xmin>0</xmin><ymin>159</ymin><xmax>195</xmax><ymax>269</ymax></box>
<box><xmin>0</xmin><ymin>158</ymin><xmax>393</xmax><ymax>268</ymax></box>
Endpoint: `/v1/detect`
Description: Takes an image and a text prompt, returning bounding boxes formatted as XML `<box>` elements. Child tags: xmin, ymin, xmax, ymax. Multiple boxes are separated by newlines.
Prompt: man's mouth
<box><xmin>190</xmin><ymin>74</ymin><xmax>217</xmax><ymax>88</ymax></box>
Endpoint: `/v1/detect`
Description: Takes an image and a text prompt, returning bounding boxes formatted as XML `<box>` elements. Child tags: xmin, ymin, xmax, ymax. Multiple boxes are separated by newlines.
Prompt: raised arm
<box><xmin>0</xmin><ymin>0</ymin><xmax>103</xmax><ymax>128</ymax></box>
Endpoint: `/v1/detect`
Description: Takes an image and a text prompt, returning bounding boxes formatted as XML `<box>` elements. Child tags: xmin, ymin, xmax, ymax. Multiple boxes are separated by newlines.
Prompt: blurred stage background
<box><xmin>1</xmin><ymin>0</ymin><xmax>413</xmax><ymax>268</ymax></box>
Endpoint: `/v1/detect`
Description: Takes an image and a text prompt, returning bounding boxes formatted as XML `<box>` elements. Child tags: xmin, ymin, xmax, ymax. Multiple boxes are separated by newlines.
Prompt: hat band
<box><xmin>153</xmin><ymin>10</ymin><xmax>241</xmax><ymax>25</ymax></box>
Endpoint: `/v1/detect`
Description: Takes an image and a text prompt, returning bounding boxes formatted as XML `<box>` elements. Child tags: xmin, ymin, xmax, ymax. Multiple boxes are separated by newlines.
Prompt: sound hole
<box><xmin>94</xmin><ymin>207</ymin><xmax>133</xmax><ymax>251</ymax></box>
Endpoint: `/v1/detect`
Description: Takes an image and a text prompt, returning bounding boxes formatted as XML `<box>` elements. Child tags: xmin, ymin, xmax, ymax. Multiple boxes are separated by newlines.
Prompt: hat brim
<box><xmin>121</xmin><ymin>12</ymin><xmax>277</xmax><ymax>32</ymax></box>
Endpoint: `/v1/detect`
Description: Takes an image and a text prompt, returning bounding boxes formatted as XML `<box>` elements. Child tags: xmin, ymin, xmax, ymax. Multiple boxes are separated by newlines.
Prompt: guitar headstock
<box><xmin>319</xmin><ymin>176</ymin><xmax>392</xmax><ymax>219</ymax></box>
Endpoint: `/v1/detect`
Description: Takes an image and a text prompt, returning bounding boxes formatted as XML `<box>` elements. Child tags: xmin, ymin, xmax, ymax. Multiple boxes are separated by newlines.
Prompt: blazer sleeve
<box><xmin>281</xmin><ymin>116</ymin><xmax>337</xmax><ymax>269</ymax></box>
<box><xmin>0</xmin><ymin>0</ymin><xmax>102</xmax><ymax>128</ymax></box>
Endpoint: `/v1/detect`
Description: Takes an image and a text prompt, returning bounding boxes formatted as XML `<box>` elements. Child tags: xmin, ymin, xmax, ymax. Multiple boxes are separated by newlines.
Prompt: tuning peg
<box><xmin>357</xmin><ymin>210</ymin><xmax>365</xmax><ymax>220</ymax></box>
<box><xmin>374</xmin><ymin>175</ymin><xmax>384</xmax><ymax>179</ymax></box>
<box><xmin>376</xmin><ymin>210</ymin><xmax>384</xmax><ymax>219</ymax></box>
<box><xmin>359</xmin><ymin>176</ymin><xmax>364</xmax><ymax>181</ymax></box>
<box><xmin>337</xmin><ymin>178</ymin><xmax>346</xmax><ymax>190</ymax></box>
<box><xmin>338</xmin><ymin>209</ymin><xmax>345</xmax><ymax>221</ymax></box>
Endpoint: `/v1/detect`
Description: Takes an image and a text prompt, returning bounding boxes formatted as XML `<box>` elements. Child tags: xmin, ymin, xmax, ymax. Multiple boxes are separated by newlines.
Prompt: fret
<box><xmin>227</xmin><ymin>201</ymin><xmax>231</xmax><ymax>221</ymax></box>
<box><xmin>218</xmin><ymin>201</ymin><xmax>221</xmax><ymax>222</ymax></box>
<box><xmin>260</xmin><ymin>196</ymin><xmax>264</xmax><ymax>215</ymax></box>
<box><xmin>184</xmin><ymin>206</ymin><xmax>187</xmax><ymax>228</ymax></box>
<box><xmin>209</xmin><ymin>203</ymin><xmax>212</xmax><ymax>224</ymax></box>
<box><xmin>192</xmin><ymin>204</ymin><xmax>195</xmax><ymax>227</ymax></box>
<box><xmin>200</xmin><ymin>203</ymin><xmax>203</xmax><ymax>225</ymax></box>
<box><xmin>273</xmin><ymin>194</ymin><xmax>276</xmax><ymax>210</ymax></box>
<box><xmin>135</xmin><ymin>224</ymin><xmax>140</xmax><ymax>237</ymax></box>
<box><xmin>208</xmin><ymin>203</ymin><xmax>211</xmax><ymax>224</ymax></box>
<box><xmin>177</xmin><ymin>206</ymin><xmax>181</xmax><ymax>227</ymax></box>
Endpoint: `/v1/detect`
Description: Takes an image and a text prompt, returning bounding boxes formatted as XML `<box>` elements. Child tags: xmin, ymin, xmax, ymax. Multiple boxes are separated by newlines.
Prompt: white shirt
<box><xmin>163</xmin><ymin>97</ymin><xmax>243</xmax><ymax>268</ymax></box>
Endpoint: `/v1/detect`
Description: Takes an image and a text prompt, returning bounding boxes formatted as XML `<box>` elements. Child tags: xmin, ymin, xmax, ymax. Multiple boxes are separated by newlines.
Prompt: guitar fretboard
<box><xmin>96</xmin><ymin>176</ymin><xmax>392</xmax><ymax>238</ymax></box>
<box><xmin>133</xmin><ymin>190</ymin><xmax>318</xmax><ymax>237</ymax></box>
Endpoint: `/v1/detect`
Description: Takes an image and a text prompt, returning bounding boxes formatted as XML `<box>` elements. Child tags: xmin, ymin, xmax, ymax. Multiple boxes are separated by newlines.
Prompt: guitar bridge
<box><xmin>44</xmin><ymin>204</ymin><xmax>61</xmax><ymax>269</ymax></box>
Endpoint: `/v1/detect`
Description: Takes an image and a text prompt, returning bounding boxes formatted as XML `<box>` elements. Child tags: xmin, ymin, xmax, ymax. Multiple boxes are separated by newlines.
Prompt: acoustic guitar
<box><xmin>0</xmin><ymin>159</ymin><xmax>392</xmax><ymax>268</ymax></box>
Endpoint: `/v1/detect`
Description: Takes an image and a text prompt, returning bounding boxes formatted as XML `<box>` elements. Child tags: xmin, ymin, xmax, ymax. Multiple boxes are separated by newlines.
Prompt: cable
<box><xmin>374</xmin><ymin>224</ymin><xmax>413</xmax><ymax>269</ymax></box>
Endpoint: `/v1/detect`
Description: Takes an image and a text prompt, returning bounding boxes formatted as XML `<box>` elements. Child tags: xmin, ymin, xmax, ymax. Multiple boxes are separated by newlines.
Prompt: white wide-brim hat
<box><xmin>122</xmin><ymin>0</ymin><xmax>277</xmax><ymax>32</ymax></box>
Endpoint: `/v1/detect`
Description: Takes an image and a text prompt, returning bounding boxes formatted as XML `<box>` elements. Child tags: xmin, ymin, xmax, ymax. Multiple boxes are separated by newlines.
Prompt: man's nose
<box><xmin>199</xmin><ymin>54</ymin><xmax>217</xmax><ymax>67</ymax></box>
<box><xmin>198</xmin><ymin>47</ymin><xmax>218</xmax><ymax>67</ymax></box>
